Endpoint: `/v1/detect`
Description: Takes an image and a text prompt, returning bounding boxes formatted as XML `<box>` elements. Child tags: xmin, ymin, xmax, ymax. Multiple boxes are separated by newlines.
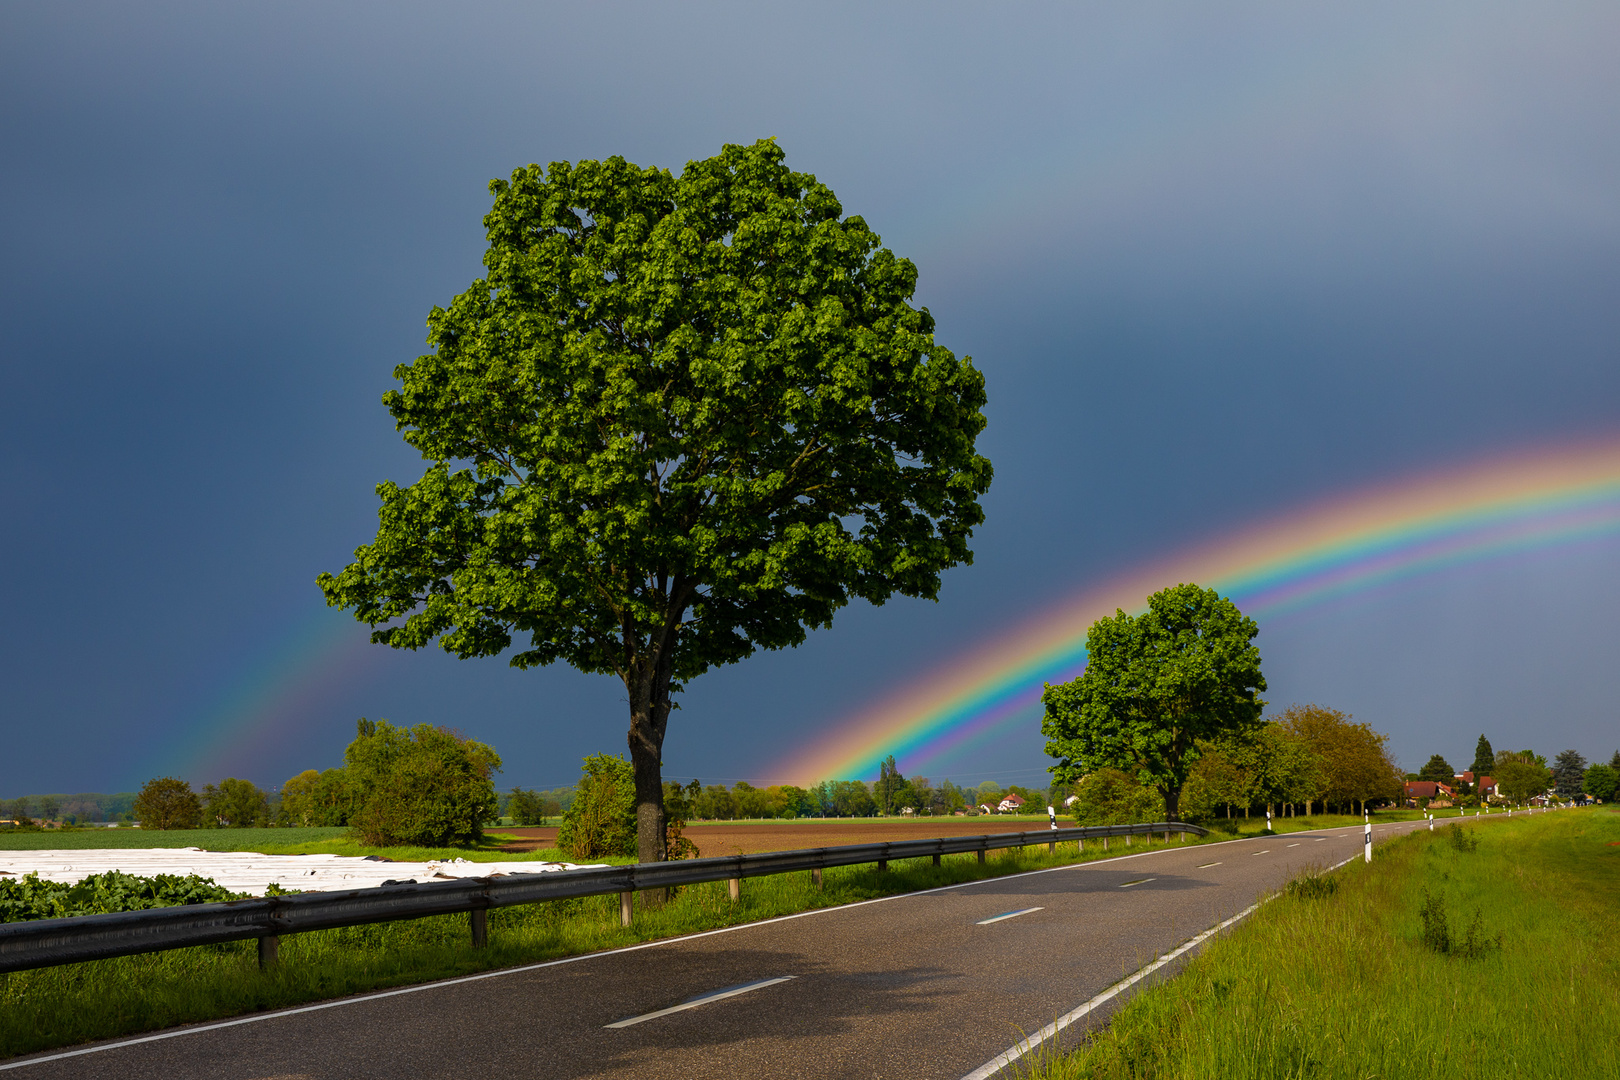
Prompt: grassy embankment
<box><xmin>0</xmin><ymin>806</ymin><xmax>1472</xmax><ymax>1058</ymax></box>
<box><xmin>1018</xmin><ymin>806</ymin><xmax>1620</xmax><ymax>1079</ymax></box>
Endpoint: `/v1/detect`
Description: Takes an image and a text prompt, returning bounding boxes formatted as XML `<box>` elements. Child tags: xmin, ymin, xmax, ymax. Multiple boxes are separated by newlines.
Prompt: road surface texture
<box><xmin>5</xmin><ymin>817</ymin><xmax>1462</xmax><ymax>1080</ymax></box>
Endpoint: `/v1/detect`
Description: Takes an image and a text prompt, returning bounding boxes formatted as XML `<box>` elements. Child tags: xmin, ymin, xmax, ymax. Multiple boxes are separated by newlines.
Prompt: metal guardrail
<box><xmin>0</xmin><ymin>820</ymin><xmax>1205</xmax><ymax>973</ymax></box>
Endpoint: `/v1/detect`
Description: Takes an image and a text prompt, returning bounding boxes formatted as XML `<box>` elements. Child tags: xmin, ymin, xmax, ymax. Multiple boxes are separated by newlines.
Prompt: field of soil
<box><xmin>493</xmin><ymin>817</ymin><xmax>1052</xmax><ymax>856</ymax></box>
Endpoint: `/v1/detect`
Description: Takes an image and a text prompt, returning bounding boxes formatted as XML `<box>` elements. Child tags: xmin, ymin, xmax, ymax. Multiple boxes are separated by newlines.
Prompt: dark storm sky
<box><xmin>3</xmin><ymin>2</ymin><xmax>1618</xmax><ymax>795</ymax></box>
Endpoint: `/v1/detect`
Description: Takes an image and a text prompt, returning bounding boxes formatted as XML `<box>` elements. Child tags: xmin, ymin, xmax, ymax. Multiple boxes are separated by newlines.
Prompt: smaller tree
<box><xmin>1582</xmin><ymin>763</ymin><xmax>1618</xmax><ymax>803</ymax></box>
<box><xmin>1496</xmin><ymin>760</ymin><xmax>1550</xmax><ymax>803</ymax></box>
<box><xmin>279</xmin><ymin>770</ymin><xmax>322</xmax><ymax>826</ymax></box>
<box><xmin>507</xmin><ymin>788</ymin><xmax>548</xmax><ymax>826</ymax></box>
<box><xmin>1470</xmin><ymin>735</ymin><xmax>1495</xmax><ymax>778</ymax></box>
<box><xmin>132</xmin><ymin>778</ymin><xmax>202</xmax><ymax>830</ymax></box>
<box><xmin>346</xmin><ymin>719</ymin><xmax>502</xmax><ymax>847</ymax></box>
<box><xmin>1043</xmin><ymin>583</ymin><xmax>1266</xmax><ymax>820</ymax></box>
<box><xmin>1418</xmin><ymin>755</ymin><xmax>1455</xmax><ymax>783</ymax></box>
<box><xmin>38</xmin><ymin>797</ymin><xmax>59</xmax><ymax>823</ymax></box>
<box><xmin>1550</xmin><ymin>749</ymin><xmax>1588</xmax><ymax>799</ymax></box>
<box><xmin>202</xmin><ymin>778</ymin><xmax>270</xmax><ymax>828</ymax></box>
<box><xmin>558</xmin><ymin>755</ymin><xmax>637</xmax><ymax>859</ymax></box>
<box><xmin>7</xmin><ymin>797</ymin><xmax>30</xmax><ymax>824</ymax></box>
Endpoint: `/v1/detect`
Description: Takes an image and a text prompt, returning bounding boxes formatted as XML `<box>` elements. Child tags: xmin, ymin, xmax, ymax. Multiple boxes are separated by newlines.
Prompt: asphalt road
<box><xmin>5</xmin><ymin>817</ymin><xmax>1457</xmax><ymax>1080</ymax></box>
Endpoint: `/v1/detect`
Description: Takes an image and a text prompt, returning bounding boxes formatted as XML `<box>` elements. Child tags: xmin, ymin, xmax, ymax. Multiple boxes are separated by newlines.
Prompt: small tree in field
<box><xmin>133</xmin><ymin>778</ymin><xmax>201</xmax><ymax>830</ymax></box>
<box><xmin>318</xmin><ymin>140</ymin><xmax>992</xmax><ymax>864</ymax></box>
<box><xmin>1042</xmin><ymin>583</ymin><xmax>1266</xmax><ymax>821</ymax></box>
<box><xmin>346</xmin><ymin>719</ymin><xmax>502</xmax><ymax>847</ymax></box>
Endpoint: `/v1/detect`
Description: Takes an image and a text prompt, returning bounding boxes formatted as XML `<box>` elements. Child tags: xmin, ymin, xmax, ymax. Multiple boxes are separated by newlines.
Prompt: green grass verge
<box><xmin>1017</xmin><ymin>807</ymin><xmax>1620</xmax><ymax>1079</ymax></box>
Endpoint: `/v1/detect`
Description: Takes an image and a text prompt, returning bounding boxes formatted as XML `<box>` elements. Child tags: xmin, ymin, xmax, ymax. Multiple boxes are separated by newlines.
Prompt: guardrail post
<box><xmin>257</xmin><ymin>935</ymin><xmax>278</xmax><ymax>971</ymax></box>
<box><xmin>811</xmin><ymin>868</ymin><xmax>823</xmax><ymax>889</ymax></box>
<box><xmin>876</xmin><ymin>859</ymin><xmax>887</xmax><ymax>873</ymax></box>
<box><xmin>470</xmin><ymin>908</ymin><xmax>488</xmax><ymax>949</ymax></box>
<box><xmin>728</xmin><ymin>877</ymin><xmax>741</xmax><ymax>901</ymax></box>
<box><xmin>932</xmin><ymin>853</ymin><xmax>941</xmax><ymax>866</ymax></box>
<box><xmin>976</xmin><ymin>848</ymin><xmax>986</xmax><ymax>864</ymax></box>
<box><xmin>620</xmin><ymin>891</ymin><xmax>633</xmax><ymax>927</ymax></box>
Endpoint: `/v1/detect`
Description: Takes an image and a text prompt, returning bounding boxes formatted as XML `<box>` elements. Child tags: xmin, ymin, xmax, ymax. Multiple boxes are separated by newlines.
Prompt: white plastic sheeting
<box><xmin>0</xmin><ymin>849</ymin><xmax>602</xmax><ymax>896</ymax></box>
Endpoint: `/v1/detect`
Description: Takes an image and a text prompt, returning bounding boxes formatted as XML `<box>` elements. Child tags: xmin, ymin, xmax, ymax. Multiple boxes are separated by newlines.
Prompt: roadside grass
<box><xmin>0</xmin><ymin>828</ymin><xmax>1218</xmax><ymax>1058</ymax></box>
<box><xmin>1016</xmin><ymin>807</ymin><xmax>1620</xmax><ymax>1080</ymax></box>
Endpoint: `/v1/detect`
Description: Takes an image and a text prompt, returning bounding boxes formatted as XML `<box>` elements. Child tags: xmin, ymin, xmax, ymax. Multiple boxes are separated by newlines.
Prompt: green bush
<box><xmin>557</xmin><ymin>755</ymin><xmax>636</xmax><ymax>859</ymax></box>
<box><xmin>344</xmin><ymin>719</ymin><xmax>502</xmax><ymax>847</ymax></box>
<box><xmin>1066</xmin><ymin>768</ymin><xmax>1165</xmax><ymax>825</ymax></box>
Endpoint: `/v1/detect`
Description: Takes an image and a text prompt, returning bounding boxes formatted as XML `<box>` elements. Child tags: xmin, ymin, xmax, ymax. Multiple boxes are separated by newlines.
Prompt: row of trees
<box><xmin>1061</xmin><ymin>703</ymin><xmax>1404</xmax><ymax>825</ymax></box>
<box><xmin>125</xmin><ymin>719</ymin><xmax>502</xmax><ymax>846</ymax></box>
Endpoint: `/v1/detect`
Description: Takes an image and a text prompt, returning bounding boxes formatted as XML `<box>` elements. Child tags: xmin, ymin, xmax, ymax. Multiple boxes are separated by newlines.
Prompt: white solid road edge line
<box><xmin>976</xmin><ymin>907</ymin><xmax>1044</xmax><ymax>925</ymax></box>
<box><xmin>604</xmin><ymin>976</ymin><xmax>795</xmax><ymax>1029</ymax></box>
<box><xmin>959</xmin><ymin>847</ymin><xmax>1369</xmax><ymax>1080</ymax></box>
<box><xmin>0</xmin><ymin>819</ymin><xmax>1423</xmax><ymax>1072</ymax></box>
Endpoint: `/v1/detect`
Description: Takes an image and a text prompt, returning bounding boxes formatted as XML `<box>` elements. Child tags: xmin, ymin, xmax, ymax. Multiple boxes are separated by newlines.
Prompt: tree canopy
<box><xmin>1550</xmin><ymin>749</ymin><xmax>1588</xmax><ymax>798</ymax></box>
<box><xmin>1417</xmin><ymin>755</ymin><xmax>1454</xmax><ymax>783</ymax></box>
<box><xmin>1469</xmin><ymin>734</ymin><xmax>1494</xmax><ymax>778</ymax></box>
<box><xmin>1496</xmin><ymin>759</ymin><xmax>1550</xmax><ymax>803</ymax></box>
<box><xmin>318</xmin><ymin>139</ymin><xmax>992</xmax><ymax>863</ymax></box>
<box><xmin>1041</xmin><ymin>583</ymin><xmax>1266</xmax><ymax>820</ymax></box>
<box><xmin>1276</xmin><ymin>704</ymin><xmax>1402</xmax><ymax>814</ymax></box>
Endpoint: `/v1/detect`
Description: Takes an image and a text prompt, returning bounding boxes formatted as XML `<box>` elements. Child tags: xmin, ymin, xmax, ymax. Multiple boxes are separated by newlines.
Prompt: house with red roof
<box><xmin>1404</xmin><ymin>780</ymin><xmax>1454</xmax><ymax>806</ymax></box>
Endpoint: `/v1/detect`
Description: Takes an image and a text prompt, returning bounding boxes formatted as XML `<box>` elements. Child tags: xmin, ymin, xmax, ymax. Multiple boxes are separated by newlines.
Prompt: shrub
<box><xmin>345</xmin><ymin>719</ymin><xmax>502</xmax><ymax>847</ymax></box>
<box><xmin>1066</xmin><ymin>768</ymin><xmax>1165</xmax><ymax>825</ymax></box>
<box><xmin>1418</xmin><ymin>887</ymin><xmax>1501</xmax><ymax>959</ymax></box>
<box><xmin>557</xmin><ymin>755</ymin><xmax>637</xmax><ymax>859</ymax></box>
<box><xmin>132</xmin><ymin>777</ymin><xmax>202</xmax><ymax>830</ymax></box>
<box><xmin>1446</xmin><ymin>823</ymin><xmax>1479</xmax><ymax>853</ymax></box>
<box><xmin>0</xmin><ymin>871</ymin><xmax>242</xmax><ymax>923</ymax></box>
<box><xmin>1286</xmin><ymin>872</ymin><xmax>1339</xmax><ymax>900</ymax></box>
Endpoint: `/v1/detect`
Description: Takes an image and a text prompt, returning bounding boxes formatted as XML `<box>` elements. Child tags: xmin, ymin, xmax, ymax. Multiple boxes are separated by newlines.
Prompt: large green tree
<box><xmin>1041</xmin><ymin>583</ymin><xmax>1266</xmax><ymax>821</ymax></box>
<box><xmin>319</xmin><ymin>140</ymin><xmax>991</xmax><ymax>863</ymax></box>
<box><xmin>1469</xmin><ymin>734</ymin><xmax>1494</xmax><ymax>778</ymax></box>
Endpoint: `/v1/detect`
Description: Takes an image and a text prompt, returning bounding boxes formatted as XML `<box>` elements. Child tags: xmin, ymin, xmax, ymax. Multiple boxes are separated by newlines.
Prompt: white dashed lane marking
<box><xmin>605</xmin><ymin>977</ymin><xmax>796</xmax><ymax>1029</ymax></box>
<box><xmin>975</xmin><ymin>907</ymin><xmax>1044</xmax><ymax>926</ymax></box>
<box><xmin>1119</xmin><ymin>878</ymin><xmax>1155</xmax><ymax>888</ymax></box>
<box><xmin>1196</xmin><ymin>862</ymin><xmax>1221</xmax><ymax>868</ymax></box>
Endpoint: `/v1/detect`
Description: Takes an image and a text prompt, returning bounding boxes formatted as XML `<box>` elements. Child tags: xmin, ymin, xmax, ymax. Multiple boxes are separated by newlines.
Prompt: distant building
<box><xmin>1404</xmin><ymin>780</ymin><xmax>1454</xmax><ymax>806</ymax></box>
<box><xmin>997</xmin><ymin>793</ymin><xmax>1026</xmax><ymax>813</ymax></box>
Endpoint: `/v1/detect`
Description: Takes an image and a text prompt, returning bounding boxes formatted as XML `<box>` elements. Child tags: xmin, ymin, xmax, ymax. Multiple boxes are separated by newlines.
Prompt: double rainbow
<box><xmin>774</xmin><ymin>437</ymin><xmax>1620</xmax><ymax>784</ymax></box>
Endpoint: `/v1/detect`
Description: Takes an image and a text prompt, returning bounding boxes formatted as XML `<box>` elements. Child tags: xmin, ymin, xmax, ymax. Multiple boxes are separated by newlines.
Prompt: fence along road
<box><xmin>5</xmin><ymin>816</ymin><xmax>1464</xmax><ymax>1079</ymax></box>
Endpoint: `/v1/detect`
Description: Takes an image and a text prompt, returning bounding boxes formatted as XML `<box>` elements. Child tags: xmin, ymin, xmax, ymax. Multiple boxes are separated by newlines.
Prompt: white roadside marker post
<box><xmin>1428</xmin><ymin>812</ymin><xmax>1433</xmax><ymax>832</ymax></box>
<box><xmin>1266</xmin><ymin>807</ymin><xmax>1273</xmax><ymax>833</ymax></box>
<box><xmin>1363</xmin><ymin>811</ymin><xmax>1372</xmax><ymax>864</ymax></box>
<box><xmin>1047</xmin><ymin>805</ymin><xmax>1057</xmax><ymax>853</ymax></box>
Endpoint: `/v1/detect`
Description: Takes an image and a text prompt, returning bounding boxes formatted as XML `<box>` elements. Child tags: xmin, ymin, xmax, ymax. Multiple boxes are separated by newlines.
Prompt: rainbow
<box><xmin>136</xmin><ymin>612</ymin><xmax>381</xmax><ymax>787</ymax></box>
<box><xmin>776</xmin><ymin>437</ymin><xmax>1620</xmax><ymax>784</ymax></box>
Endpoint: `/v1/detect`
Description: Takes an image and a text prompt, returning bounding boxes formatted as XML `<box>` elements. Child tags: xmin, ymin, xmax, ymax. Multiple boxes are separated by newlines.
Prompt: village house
<box><xmin>996</xmin><ymin>793</ymin><xmax>1026</xmax><ymax>814</ymax></box>
<box><xmin>1404</xmin><ymin>780</ymin><xmax>1454</xmax><ymax>807</ymax></box>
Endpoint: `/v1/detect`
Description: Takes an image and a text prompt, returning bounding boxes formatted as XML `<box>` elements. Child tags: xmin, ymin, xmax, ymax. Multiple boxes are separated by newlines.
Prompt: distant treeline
<box><xmin>1</xmin><ymin>793</ymin><xmax>137</xmax><ymax>824</ymax></box>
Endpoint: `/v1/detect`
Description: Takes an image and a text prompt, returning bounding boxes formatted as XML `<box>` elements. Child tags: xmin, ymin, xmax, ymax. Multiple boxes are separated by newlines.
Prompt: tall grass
<box><xmin>1019</xmin><ymin>808</ymin><xmax>1620</xmax><ymax>1079</ymax></box>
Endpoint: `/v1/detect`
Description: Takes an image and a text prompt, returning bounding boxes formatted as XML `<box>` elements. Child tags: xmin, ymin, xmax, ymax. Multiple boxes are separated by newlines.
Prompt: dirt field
<box><xmin>493</xmin><ymin>817</ymin><xmax>1054</xmax><ymax>856</ymax></box>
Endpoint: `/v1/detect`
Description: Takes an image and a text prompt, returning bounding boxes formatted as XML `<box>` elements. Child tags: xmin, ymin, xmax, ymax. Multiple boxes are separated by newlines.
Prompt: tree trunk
<box><xmin>1162</xmin><ymin>785</ymin><xmax>1181</xmax><ymax>822</ymax></box>
<box><xmin>624</xmin><ymin>667</ymin><xmax>673</xmax><ymax>870</ymax></box>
